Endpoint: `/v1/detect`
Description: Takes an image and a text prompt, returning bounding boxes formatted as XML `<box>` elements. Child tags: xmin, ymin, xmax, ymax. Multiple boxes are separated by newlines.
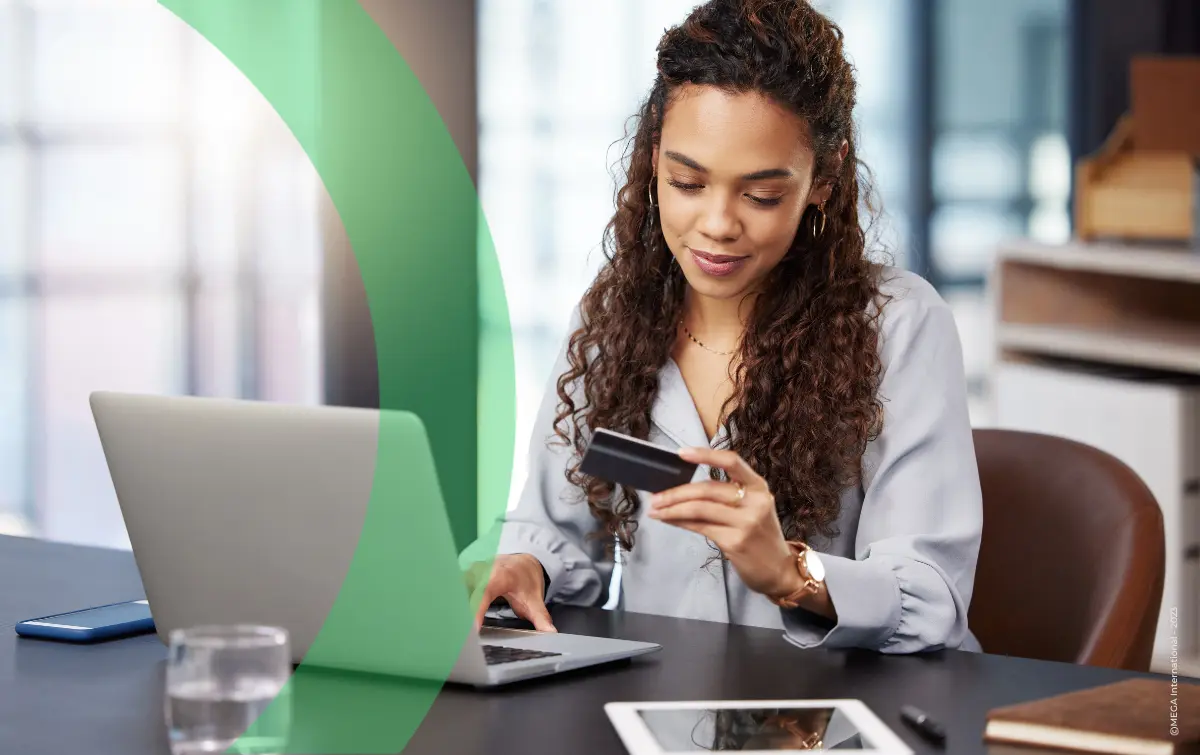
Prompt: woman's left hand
<box><xmin>648</xmin><ymin>447</ymin><xmax>802</xmax><ymax>601</ymax></box>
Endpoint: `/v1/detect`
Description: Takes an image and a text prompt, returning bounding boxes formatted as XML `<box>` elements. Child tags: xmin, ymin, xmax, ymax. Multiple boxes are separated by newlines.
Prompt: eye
<box><xmin>665</xmin><ymin>178</ymin><xmax>703</xmax><ymax>193</ymax></box>
<box><xmin>747</xmin><ymin>194</ymin><xmax>783</xmax><ymax>207</ymax></box>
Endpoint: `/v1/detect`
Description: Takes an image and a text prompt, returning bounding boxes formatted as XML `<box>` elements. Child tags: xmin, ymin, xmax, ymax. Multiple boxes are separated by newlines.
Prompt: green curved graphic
<box><xmin>157</xmin><ymin>1</ymin><xmax>515</xmax><ymax>752</ymax></box>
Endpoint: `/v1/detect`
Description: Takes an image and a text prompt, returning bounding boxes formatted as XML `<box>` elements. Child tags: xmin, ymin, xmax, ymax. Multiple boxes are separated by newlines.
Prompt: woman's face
<box><xmin>652</xmin><ymin>84</ymin><xmax>830</xmax><ymax>301</ymax></box>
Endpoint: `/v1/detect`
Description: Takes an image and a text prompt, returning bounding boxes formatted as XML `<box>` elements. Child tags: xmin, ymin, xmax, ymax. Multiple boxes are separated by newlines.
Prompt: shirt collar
<box><xmin>651</xmin><ymin>357</ymin><xmax>729</xmax><ymax>450</ymax></box>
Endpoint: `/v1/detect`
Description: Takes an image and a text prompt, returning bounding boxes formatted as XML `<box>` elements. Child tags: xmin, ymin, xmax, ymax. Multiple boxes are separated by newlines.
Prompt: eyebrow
<box><xmin>663</xmin><ymin>150</ymin><xmax>793</xmax><ymax>181</ymax></box>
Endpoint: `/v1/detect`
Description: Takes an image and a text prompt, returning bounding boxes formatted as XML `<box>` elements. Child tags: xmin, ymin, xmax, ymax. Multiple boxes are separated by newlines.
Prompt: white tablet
<box><xmin>604</xmin><ymin>699</ymin><xmax>914</xmax><ymax>754</ymax></box>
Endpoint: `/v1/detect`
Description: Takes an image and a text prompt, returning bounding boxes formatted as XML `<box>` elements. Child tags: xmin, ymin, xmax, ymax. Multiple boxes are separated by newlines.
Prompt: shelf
<box><xmin>998</xmin><ymin>322</ymin><xmax>1200</xmax><ymax>375</ymax></box>
<box><xmin>997</xmin><ymin>238</ymin><xmax>1200</xmax><ymax>284</ymax></box>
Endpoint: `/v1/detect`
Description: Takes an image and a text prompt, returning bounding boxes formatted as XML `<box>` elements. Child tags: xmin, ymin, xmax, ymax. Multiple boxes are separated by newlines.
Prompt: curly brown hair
<box><xmin>552</xmin><ymin>0</ymin><xmax>889</xmax><ymax>553</ymax></box>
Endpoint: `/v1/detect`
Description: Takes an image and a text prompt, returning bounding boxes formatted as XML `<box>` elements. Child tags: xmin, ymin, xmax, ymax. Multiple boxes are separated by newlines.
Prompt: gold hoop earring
<box><xmin>647</xmin><ymin>178</ymin><xmax>657</xmax><ymax>209</ymax></box>
<box><xmin>810</xmin><ymin>201</ymin><xmax>827</xmax><ymax>239</ymax></box>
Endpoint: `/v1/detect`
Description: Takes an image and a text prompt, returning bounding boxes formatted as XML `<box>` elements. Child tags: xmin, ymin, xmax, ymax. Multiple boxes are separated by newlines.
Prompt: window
<box><xmin>0</xmin><ymin>0</ymin><xmax>324</xmax><ymax>548</ymax></box>
<box><xmin>931</xmin><ymin>0</ymin><xmax>1071</xmax><ymax>415</ymax></box>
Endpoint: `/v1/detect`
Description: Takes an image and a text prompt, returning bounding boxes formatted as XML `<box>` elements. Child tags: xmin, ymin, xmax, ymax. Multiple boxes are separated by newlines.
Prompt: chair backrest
<box><xmin>968</xmin><ymin>428</ymin><xmax>1166</xmax><ymax>671</ymax></box>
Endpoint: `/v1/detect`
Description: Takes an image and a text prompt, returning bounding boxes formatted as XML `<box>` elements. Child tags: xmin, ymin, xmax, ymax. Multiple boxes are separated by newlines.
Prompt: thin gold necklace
<box><xmin>680</xmin><ymin>320</ymin><xmax>737</xmax><ymax>356</ymax></box>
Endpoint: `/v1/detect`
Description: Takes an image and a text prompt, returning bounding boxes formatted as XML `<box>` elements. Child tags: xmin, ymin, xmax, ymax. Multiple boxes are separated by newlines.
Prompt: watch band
<box><xmin>769</xmin><ymin>540</ymin><xmax>822</xmax><ymax>610</ymax></box>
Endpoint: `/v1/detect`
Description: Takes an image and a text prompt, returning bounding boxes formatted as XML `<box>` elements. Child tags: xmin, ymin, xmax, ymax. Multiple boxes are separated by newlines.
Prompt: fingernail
<box><xmin>648</xmin><ymin>494</ymin><xmax>661</xmax><ymax>505</ymax></box>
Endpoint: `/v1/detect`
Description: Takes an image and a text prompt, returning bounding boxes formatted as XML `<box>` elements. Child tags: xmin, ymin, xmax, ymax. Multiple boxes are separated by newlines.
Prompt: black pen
<box><xmin>899</xmin><ymin>705</ymin><xmax>946</xmax><ymax>747</ymax></box>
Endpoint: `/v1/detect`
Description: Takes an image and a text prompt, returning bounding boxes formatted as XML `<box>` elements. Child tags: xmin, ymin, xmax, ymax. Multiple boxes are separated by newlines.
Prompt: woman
<box><xmin>464</xmin><ymin>0</ymin><xmax>983</xmax><ymax>654</ymax></box>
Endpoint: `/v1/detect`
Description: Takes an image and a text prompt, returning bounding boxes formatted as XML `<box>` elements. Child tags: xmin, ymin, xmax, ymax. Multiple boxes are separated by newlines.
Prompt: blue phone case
<box><xmin>14</xmin><ymin>599</ymin><xmax>155</xmax><ymax>643</ymax></box>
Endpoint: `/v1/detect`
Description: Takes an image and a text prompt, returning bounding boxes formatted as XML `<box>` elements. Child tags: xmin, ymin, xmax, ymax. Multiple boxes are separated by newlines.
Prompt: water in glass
<box><xmin>165</xmin><ymin>625</ymin><xmax>291</xmax><ymax>755</ymax></box>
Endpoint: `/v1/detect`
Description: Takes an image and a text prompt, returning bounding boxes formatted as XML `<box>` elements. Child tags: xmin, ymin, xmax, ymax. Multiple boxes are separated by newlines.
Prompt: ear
<box><xmin>651</xmin><ymin>144</ymin><xmax>659</xmax><ymax>176</ymax></box>
<box><xmin>809</xmin><ymin>139</ymin><xmax>849</xmax><ymax>206</ymax></box>
<box><xmin>809</xmin><ymin>182</ymin><xmax>834</xmax><ymax>206</ymax></box>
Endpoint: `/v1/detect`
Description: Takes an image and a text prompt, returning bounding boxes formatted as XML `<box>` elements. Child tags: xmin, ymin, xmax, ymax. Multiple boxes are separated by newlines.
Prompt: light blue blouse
<box><xmin>467</xmin><ymin>267</ymin><xmax>983</xmax><ymax>654</ymax></box>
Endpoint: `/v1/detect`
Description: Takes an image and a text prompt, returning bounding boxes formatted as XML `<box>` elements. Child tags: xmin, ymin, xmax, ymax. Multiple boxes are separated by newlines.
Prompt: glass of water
<box><xmin>165</xmin><ymin>625</ymin><xmax>292</xmax><ymax>755</ymax></box>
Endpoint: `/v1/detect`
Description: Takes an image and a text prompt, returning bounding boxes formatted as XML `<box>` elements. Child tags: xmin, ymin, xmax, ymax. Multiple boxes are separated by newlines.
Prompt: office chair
<box><xmin>967</xmin><ymin>428</ymin><xmax>1166</xmax><ymax>671</ymax></box>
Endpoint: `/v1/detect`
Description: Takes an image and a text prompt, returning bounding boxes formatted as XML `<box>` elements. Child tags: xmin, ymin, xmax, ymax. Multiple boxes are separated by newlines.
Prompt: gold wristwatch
<box><xmin>769</xmin><ymin>540</ymin><xmax>826</xmax><ymax>609</ymax></box>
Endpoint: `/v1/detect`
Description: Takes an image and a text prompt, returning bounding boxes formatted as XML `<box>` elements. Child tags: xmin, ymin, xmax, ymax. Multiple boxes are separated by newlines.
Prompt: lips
<box><xmin>688</xmin><ymin>247</ymin><xmax>749</xmax><ymax>278</ymax></box>
<box><xmin>690</xmin><ymin>248</ymin><xmax>745</xmax><ymax>263</ymax></box>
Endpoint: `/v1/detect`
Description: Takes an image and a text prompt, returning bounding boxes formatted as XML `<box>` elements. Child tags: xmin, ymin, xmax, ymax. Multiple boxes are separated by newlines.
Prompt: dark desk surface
<box><xmin>0</xmin><ymin>534</ymin><xmax>1182</xmax><ymax>754</ymax></box>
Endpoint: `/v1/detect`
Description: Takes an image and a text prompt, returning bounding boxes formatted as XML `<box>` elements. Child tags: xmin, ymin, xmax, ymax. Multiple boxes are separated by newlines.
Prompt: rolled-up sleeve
<box><xmin>782</xmin><ymin>278</ymin><xmax>983</xmax><ymax>653</ymax></box>
<box><xmin>458</xmin><ymin>306</ymin><xmax>613</xmax><ymax>608</ymax></box>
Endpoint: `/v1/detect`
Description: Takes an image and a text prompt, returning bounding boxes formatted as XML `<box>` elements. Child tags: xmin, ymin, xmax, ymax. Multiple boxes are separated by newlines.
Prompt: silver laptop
<box><xmin>89</xmin><ymin>391</ymin><xmax>659</xmax><ymax>687</ymax></box>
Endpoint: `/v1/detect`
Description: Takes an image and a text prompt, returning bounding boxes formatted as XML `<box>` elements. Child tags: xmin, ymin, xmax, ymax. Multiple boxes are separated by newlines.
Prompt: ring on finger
<box><xmin>732</xmin><ymin>481</ymin><xmax>745</xmax><ymax>504</ymax></box>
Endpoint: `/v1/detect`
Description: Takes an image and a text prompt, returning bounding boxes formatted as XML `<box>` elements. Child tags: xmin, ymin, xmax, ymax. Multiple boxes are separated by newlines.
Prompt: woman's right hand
<box><xmin>465</xmin><ymin>553</ymin><xmax>556</xmax><ymax>633</ymax></box>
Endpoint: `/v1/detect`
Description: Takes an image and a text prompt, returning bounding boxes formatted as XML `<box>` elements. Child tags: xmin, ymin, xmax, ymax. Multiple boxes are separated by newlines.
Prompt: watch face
<box><xmin>806</xmin><ymin>550</ymin><xmax>826</xmax><ymax>582</ymax></box>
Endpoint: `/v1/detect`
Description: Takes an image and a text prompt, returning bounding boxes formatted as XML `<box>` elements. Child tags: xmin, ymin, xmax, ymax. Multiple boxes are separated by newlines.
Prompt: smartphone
<box><xmin>15</xmin><ymin>599</ymin><xmax>155</xmax><ymax>643</ymax></box>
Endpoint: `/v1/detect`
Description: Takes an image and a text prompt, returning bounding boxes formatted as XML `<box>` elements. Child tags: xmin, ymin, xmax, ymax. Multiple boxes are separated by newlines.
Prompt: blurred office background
<box><xmin>0</xmin><ymin>0</ymin><xmax>324</xmax><ymax>546</ymax></box>
<box><xmin>0</xmin><ymin>0</ymin><xmax>1187</xmax><ymax>550</ymax></box>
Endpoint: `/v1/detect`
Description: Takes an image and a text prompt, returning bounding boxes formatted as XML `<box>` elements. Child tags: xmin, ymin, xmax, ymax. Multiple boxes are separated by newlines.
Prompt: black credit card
<box><xmin>579</xmin><ymin>428</ymin><xmax>698</xmax><ymax>493</ymax></box>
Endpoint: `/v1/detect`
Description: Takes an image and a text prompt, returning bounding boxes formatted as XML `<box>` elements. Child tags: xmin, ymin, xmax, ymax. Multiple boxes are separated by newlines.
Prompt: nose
<box><xmin>695</xmin><ymin>193</ymin><xmax>741</xmax><ymax>243</ymax></box>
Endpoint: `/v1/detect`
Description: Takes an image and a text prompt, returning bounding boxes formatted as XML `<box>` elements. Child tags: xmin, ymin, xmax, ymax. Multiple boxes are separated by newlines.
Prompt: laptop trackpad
<box><xmin>479</xmin><ymin>626</ymin><xmax>544</xmax><ymax>641</ymax></box>
<box><xmin>480</xmin><ymin>626</ymin><xmax>589</xmax><ymax>654</ymax></box>
<box><xmin>480</xmin><ymin>626</ymin><xmax>634</xmax><ymax>656</ymax></box>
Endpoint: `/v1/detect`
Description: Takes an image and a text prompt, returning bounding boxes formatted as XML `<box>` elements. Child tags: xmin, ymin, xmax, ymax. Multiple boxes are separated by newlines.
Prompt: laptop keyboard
<box><xmin>481</xmin><ymin>644</ymin><xmax>563</xmax><ymax>665</ymax></box>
